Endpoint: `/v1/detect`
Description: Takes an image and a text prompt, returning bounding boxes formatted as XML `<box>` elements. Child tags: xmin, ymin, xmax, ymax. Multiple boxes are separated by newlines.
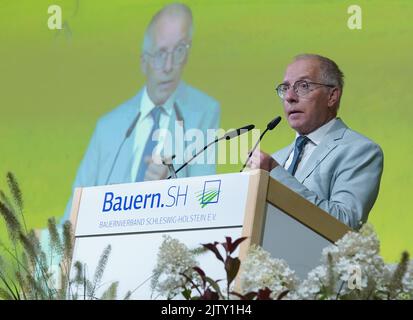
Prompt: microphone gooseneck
<box><xmin>240</xmin><ymin>116</ymin><xmax>281</xmax><ymax>172</ymax></box>
<box><xmin>167</xmin><ymin>124</ymin><xmax>255</xmax><ymax>179</ymax></box>
<box><xmin>105</xmin><ymin>112</ymin><xmax>141</xmax><ymax>185</ymax></box>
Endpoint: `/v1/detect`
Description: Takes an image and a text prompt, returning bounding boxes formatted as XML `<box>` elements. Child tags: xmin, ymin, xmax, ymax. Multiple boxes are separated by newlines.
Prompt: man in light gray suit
<box><xmin>247</xmin><ymin>54</ymin><xmax>383</xmax><ymax>229</ymax></box>
<box><xmin>61</xmin><ymin>3</ymin><xmax>220</xmax><ymax>221</ymax></box>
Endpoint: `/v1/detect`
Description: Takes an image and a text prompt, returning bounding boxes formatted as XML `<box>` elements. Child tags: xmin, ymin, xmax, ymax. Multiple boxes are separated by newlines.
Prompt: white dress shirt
<box><xmin>284</xmin><ymin>118</ymin><xmax>337</xmax><ymax>175</ymax></box>
<box><xmin>131</xmin><ymin>87</ymin><xmax>176</xmax><ymax>181</ymax></box>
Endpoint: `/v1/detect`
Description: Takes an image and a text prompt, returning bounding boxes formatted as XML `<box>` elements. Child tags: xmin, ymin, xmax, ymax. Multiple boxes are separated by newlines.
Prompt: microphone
<box><xmin>223</xmin><ymin>124</ymin><xmax>255</xmax><ymax>140</ymax></box>
<box><xmin>105</xmin><ymin>112</ymin><xmax>141</xmax><ymax>184</ymax></box>
<box><xmin>240</xmin><ymin>116</ymin><xmax>281</xmax><ymax>172</ymax></box>
<box><xmin>167</xmin><ymin>124</ymin><xmax>255</xmax><ymax>179</ymax></box>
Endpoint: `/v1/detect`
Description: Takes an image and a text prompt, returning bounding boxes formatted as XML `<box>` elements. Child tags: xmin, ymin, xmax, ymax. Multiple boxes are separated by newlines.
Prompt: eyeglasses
<box><xmin>145</xmin><ymin>43</ymin><xmax>191</xmax><ymax>70</ymax></box>
<box><xmin>275</xmin><ymin>80</ymin><xmax>335</xmax><ymax>99</ymax></box>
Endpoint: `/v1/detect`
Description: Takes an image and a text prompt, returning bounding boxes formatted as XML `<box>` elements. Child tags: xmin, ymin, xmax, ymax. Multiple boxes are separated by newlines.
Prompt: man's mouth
<box><xmin>288</xmin><ymin>110</ymin><xmax>303</xmax><ymax>116</ymax></box>
<box><xmin>160</xmin><ymin>80</ymin><xmax>173</xmax><ymax>85</ymax></box>
<box><xmin>158</xmin><ymin>80</ymin><xmax>174</xmax><ymax>90</ymax></box>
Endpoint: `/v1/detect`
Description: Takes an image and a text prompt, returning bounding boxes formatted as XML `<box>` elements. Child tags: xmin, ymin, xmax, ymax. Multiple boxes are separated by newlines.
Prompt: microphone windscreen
<box><xmin>267</xmin><ymin>116</ymin><xmax>282</xmax><ymax>130</ymax></box>
<box><xmin>225</xmin><ymin>124</ymin><xmax>255</xmax><ymax>140</ymax></box>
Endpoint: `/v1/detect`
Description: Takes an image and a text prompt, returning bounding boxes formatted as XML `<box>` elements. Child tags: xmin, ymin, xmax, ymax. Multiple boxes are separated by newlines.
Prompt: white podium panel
<box><xmin>70</xmin><ymin>172</ymin><xmax>255</xmax><ymax>299</ymax></box>
<box><xmin>73</xmin><ymin>228</ymin><xmax>243</xmax><ymax>299</ymax></box>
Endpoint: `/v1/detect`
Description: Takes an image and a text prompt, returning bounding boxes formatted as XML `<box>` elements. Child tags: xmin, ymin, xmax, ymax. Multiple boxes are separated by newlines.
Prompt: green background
<box><xmin>0</xmin><ymin>0</ymin><xmax>412</xmax><ymax>262</ymax></box>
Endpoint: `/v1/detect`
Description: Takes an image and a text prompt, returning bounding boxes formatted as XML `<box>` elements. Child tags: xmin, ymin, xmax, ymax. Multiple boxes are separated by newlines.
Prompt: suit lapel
<box><xmin>295</xmin><ymin>118</ymin><xmax>348</xmax><ymax>183</ymax></box>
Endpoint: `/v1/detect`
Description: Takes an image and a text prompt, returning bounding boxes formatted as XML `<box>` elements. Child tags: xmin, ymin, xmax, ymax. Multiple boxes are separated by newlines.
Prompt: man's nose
<box><xmin>284</xmin><ymin>87</ymin><xmax>299</xmax><ymax>104</ymax></box>
<box><xmin>163</xmin><ymin>52</ymin><xmax>173</xmax><ymax>73</ymax></box>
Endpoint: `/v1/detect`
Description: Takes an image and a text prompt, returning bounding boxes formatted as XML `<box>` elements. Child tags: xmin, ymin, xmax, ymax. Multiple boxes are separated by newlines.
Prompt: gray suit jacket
<box><xmin>271</xmin><ymin>118</ymin><xmax>383</xmax><ymax>229</ymax></box>
<box><xmin>62</xmin><ymin>82</ymin><xmax>220</xmax><ymax>221</ymax></box>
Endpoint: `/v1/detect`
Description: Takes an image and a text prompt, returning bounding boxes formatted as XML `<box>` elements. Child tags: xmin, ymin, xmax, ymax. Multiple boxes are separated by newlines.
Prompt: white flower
<box><xmin>294</xmin><ymin>265</ymin><xmax>330</xmax><ymax>300</ymax></box>
<box><xmin>151</xmin><ymin>235</ymin><xmax>199</xmax><ymax>298</ymax></box>
<box><xmin>402</xmin><ymin>260</ymin><xmax>413</xmax><ymax>295</ymax></box>
<box><xmin>295</xmin><ymin>224</ymin><xmax>390</xmax><ymax>299</ymax></box>
<box><xmin>240</xmin><ymin>245</ymin><xmax>298</xmax><ymax>299</ymax></box>
<box><xmin>149</xmin><ymin>228</ymin><xmax>412</xmax><ymax>300</ymax></box>
<box><xmin>382</xmin><ymin>255</ymin><xmax>413</xmax><ymax>299</ymax></box>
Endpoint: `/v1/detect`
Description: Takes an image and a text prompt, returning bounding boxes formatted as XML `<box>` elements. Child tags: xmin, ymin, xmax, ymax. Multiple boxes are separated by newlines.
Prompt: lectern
<box><xmin>68</xmin><ymin>169</ymin><xmax>350</xmax><ymax>299</ymax></box>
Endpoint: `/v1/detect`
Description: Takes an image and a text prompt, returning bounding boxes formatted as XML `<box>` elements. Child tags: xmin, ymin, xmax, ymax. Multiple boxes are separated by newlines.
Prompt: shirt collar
<box><xmin>295</xmin><ymin>118</ymin><xmax>337</xmax><ymax>145</ymax></box>
<box><xmin>140</xmin><ymin>87</ymin><xmax>176</xmax><ymax>120</ymax></box>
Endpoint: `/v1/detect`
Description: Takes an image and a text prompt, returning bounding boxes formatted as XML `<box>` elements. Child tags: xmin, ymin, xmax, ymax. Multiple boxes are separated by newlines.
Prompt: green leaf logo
<box><xmin>195</xmin><ymin>189</ymin><xmax>219</xmax><ymax>208</ymax></box>
<box><xmin>196</xmin><ymin>180</ymin><xmax>221</xmax><ymax>208</ymax></box>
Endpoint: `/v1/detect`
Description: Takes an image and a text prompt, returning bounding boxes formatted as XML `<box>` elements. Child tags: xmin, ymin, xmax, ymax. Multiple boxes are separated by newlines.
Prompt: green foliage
<box><xmin>388</xmin><ymin>251</ymin><xmax>410</xmax><ymax>300</ymax></box>
<box><xmin>174</xmin><ymin>236</ymin><xmax>284</xmax><ymax>300</ymax></box>
<box><xmin>155</xmin><ymin>233</ymin><xmax>413</xmax><ymax>300</ymax></box>
<box><xmin>0</xmin><ymin>172</ymin><xmax>117</xmax><ymax>300</ymax></box>
<box><xmin>100</xmin><ymin>282</ymin><xmax>119</xmax><ymax>300</ymax></box>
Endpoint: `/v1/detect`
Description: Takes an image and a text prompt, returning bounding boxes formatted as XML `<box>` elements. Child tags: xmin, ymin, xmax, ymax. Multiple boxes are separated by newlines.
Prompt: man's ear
<box><xmin>328</xmin><ymin>87</ymin><xmax>340</xmax><ymax>108</ymax></box>
<box><xmin>140</xmin><ymin>54</ymin><xmax>147</xmax><ymax>76</ymax></box>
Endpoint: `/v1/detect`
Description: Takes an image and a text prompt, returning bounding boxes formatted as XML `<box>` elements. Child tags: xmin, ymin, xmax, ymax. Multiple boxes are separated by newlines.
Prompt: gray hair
<box><xmin>294</xmin><ymin>54</ymin><xmax>345</xmax><ymax>90</ymax></box>
<box><xmin>142</xmin><ymin>3</ymin><xmax>193</xmax><ymax>53</ymax></box>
